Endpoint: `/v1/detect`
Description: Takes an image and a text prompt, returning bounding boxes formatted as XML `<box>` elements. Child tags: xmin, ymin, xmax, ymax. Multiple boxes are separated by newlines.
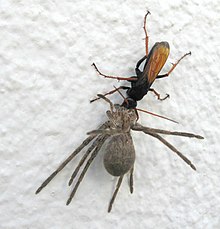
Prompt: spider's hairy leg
<box><xmin>68</xmin><ymin>135</ymin><xmax>107</xmax><ymax>186</ymax></box>
<box><xmin>108</xmin><ymin>175</ymin><xmax>124</xmax><ymax>213</ymax></box>
<box><xmin>35</xmin><ymin>135</ymin><xmax>96</xmax><ymax>194</ymax></box>
<box><xmin>66</xmin><ymin>135</ymin><xmax>109</xmax><ymax>205</ymax></box>
<box><xmin>132</xmin><ymin>124</ymin><xmax>204</xmax><ymax>139</ymax></box>
<box><xmin>36</xmin><ymin>122</ymin><xmax>109</xmax><ymax>194</ymax></box>
<box><xmin>87</xmin><ymin>129</ymin><xmax>110</xmax><ymax>136</ymax></box>
<box><xmin>97</xmin><ymin>94</ymin><xmax>114</xmax><ymax>112</ymax></box>
<box><xmin>129</xmin><ymin>167</ymin><xmax>134</xmax><ymax>194</ymax></box>
<box><xmin>147</xmin><ymin>132</ymin><xmax>197</xmax><ymax>170</ymax></box>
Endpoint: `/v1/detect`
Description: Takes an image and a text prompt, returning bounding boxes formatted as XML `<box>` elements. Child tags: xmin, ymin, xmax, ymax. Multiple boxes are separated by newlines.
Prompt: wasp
<box><xmin>91</xmin><ymin>11</ymin><xmax>191</xmax><ymax>109</ymax></box>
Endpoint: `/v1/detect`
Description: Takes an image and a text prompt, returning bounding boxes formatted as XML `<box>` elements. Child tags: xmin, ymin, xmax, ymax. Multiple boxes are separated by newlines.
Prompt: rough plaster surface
<box><xmin>0</xmin><ymin>1</ymin><xmax>219</xmax><ymax>229</ymax></box>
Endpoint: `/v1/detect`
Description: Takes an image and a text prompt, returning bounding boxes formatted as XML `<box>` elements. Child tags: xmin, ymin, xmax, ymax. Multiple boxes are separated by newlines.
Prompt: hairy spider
<box><xmin>36</xmin><ymin>95</ymin><xmax>203</xmax><ymax>212</ymax></box>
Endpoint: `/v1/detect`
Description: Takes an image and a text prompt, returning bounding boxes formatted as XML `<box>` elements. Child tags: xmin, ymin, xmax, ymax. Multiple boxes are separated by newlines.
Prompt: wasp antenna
<box><xmin>136</xmin><ymin>108</ymin><xmax>179</xmax><ymax>124</ymax></box>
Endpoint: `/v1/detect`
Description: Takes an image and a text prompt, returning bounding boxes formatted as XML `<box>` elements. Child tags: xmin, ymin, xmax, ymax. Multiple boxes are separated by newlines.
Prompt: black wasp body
<box><xmin>122</xmin><ymin>41</ymin><xmax>170</xmax><ymax>108</ymax></box>
<box><xmin>91</xmin><ymin>12</ymin><xmax>190</xmax><ymax>109</ymax></box>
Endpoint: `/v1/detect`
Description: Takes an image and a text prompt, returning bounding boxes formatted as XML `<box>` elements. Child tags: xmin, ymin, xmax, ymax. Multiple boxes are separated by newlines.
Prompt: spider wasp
<box><xmin>91</xmin><ymin>11</ymin><xmax>191</xmax><ymax>109</ymax></box>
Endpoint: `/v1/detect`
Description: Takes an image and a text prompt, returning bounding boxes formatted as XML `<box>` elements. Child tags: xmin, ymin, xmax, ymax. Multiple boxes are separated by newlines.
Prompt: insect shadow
<box><xmin>36</xmin><ymin>95</ymin><xmax>203</xmax><ymax>212</ymax></box>
<box><xmin>91</xmin><ymin>11</ymin><xmax>191</xmax><ymax>109</ymax></box>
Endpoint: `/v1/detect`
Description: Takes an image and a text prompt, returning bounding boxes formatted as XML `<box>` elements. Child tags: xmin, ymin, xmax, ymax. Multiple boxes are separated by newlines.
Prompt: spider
<box><xmin>36</xmin><ymin>94</ymin><xmax>203</xmax><ymax>212</ymax></box>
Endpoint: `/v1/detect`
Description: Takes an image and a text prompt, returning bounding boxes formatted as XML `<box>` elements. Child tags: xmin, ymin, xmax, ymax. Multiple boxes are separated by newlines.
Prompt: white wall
<box><xmin>1</xmin><ymin>1</ymin><xmax>219</xmax><ymax>228</ymax></box>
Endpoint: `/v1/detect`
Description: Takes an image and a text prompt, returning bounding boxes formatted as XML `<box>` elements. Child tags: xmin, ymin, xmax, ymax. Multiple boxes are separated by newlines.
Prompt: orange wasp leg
<box><xmin>90</xmin><ymin>86</ymin><xmax>130</xmax><ymax>103</ymax></box>
<box><xmin>157</xmin><ymin>52</ymin><xmax>191</xmax><ymax>79</ymax></box>
<box><xmin>92</xmin><ymin>63</ymin><xmax>138</xmax><ymax>81</ymax></box>
<box><xmin>143</xmin><ymin>11</ymin><xmax>151</xmax><ymax>55</ymax></box>
<box><xmin>149</xmin><ymin>88</ymin><xmax>170</xmax><ymax>101</ymax></box>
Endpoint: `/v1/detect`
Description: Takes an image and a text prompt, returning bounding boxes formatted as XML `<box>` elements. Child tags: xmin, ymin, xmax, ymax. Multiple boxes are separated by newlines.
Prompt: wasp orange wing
<box><xmin>143</xmin><ymin>42</ymin><xmax>170</xmax><ymax>85</ymax></box>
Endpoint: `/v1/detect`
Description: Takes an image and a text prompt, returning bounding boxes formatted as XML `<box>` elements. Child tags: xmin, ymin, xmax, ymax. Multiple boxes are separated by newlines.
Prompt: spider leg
<box><xmin>68</xmin><ymin>135</ymin><xmax>106</xmax><ymax>186</ymax></box>
<box><xmin>87</xmin><ymin>129</ymin><xmax>108</xmax><ymax>135</ymax></box>
<box><xmin>147</xmin><ymin>132</ymin><xmax>196</xmax><ymax>170</ymax></box>
<box><xmin>35</xmin><ymin>135</ymin><xmax>97</xmax><ymax>194</ymax></box>
<box><xmin>36</xmin><ymin>122</ymin><xmax>109</xmax><ymax>194</ymax></box>
<box><xmin>66</xmin><ymin>135</ymin><xmax>109</xmax><ymax>205</ymax></box>
<box><xmin>97</xmin><ymin>94</ymin><xmax>114</xmax><ymax>112</ymax></box>
<box><xmin>87</xmin><ymin>129</ymin><xmax>121</xmax><ymax>136</ymax></box>
<box><xmin>132</xmin><ymin>124</ymin><xmax>204</xmax><ymax>139</ymax></box>
<box><xmin>129</xmin><ymin>167</ymin><xmax>134</xmax><ymax>194</ymax></box>
<box><xmin>108</xmin><ymin>175</ymin><xmax>124</xmax><ymax>213</ymax></box>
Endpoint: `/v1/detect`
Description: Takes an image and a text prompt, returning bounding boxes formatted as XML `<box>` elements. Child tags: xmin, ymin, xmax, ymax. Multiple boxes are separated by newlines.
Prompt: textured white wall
<box><xmin>1</xmin><ymin>0</ymin><xmax>219</xmax><ymax>228</ymax></box>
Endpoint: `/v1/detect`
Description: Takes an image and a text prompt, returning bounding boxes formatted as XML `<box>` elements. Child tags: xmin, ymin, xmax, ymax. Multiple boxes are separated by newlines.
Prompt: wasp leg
<box><xmin>92</xmin><ymin>63</ymin><xmax>138</xmax><ymax>81</ymax></box>
<box><xmin>157</xmin><ymin>52</ymin><xmax>191</xmax><ymax>78</ymax></box>
<box><xmin>135</xmin><ymin>55</ymin><xmax>147</xmax><ymax>76</ymax></box>
<box><xmin>90</xmin><ymin>86</ymin><xmax>130</xmax><ymax>103</ymax></box>
<box><xmin>108</xmin><ymin>175</ymin><xmax>124</xmax><ymax>213</ymax></box>
<box><xmin>149</xmin><ymin>88</ymin><xmax>170</xmax><ymax>101</ymax></box>
<box><xmin>143</xmin><ymin>11</ymin><xmax>151</xmax><ymax>55</ymax></box>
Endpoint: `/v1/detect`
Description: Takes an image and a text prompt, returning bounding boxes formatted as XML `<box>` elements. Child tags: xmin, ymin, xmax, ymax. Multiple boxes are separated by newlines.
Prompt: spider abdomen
<box><xmin>104</xmin><ymin>133</ymin><xmax>135</xmax><ymax>176</ymax></box>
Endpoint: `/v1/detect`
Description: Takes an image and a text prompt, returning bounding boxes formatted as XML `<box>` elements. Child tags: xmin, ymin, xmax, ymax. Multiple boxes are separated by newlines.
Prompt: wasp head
<box><xmin>121</xmin><ymin>98</ymin><xmax>137</xmax><ymax>109</ymax></box>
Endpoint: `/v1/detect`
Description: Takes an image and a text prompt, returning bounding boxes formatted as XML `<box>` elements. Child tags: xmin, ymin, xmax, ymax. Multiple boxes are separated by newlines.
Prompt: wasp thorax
<box><xmin>103</xmin><ymin>133</ymin><xmax>135</xmax><ymax>176</ymax></box>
